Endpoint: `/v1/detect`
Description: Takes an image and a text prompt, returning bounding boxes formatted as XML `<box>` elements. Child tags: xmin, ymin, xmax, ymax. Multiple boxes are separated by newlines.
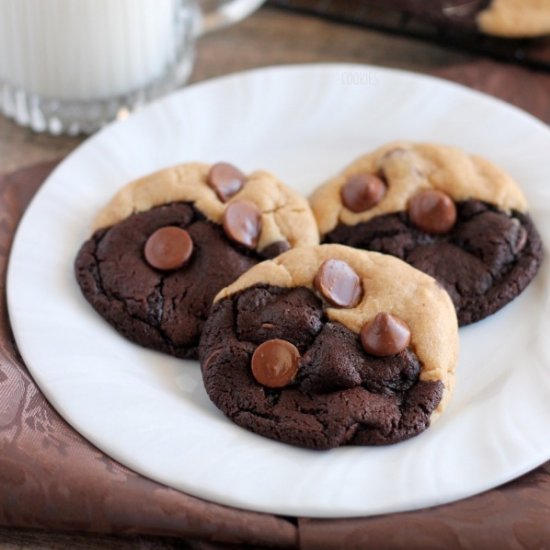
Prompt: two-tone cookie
<box><xmin>311</xmin><ymin>142</ymin><xmax>543</xmax><ymax>326</ymax></box>
<box><xmin>199</xmin><ymin>245</ymin><xmax>458</xmax><ymax>450</ymax></box>
<box><xmin>477</xmin><ymin>0</ymin><xmax>550</xmax><ymax>38</ymax></box>
<box><xmin>75</xmin><ymin>162</ymin><xmax>319</xmax><ymax>358</ymax></box>
<box><xmin>373</xmin><ymin>1</ymin><xmax>550</xmax><ymax>38</ymax></box>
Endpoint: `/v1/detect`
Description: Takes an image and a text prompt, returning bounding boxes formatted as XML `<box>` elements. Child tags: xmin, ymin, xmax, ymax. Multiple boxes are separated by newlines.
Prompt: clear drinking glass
<box><xmin>0</xmin><ymin>0</ymin><xmax>264</xmax><ymax>135</ymax></box>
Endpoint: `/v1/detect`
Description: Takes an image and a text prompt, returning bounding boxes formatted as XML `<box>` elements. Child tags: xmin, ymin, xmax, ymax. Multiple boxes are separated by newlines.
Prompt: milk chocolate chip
<box><xmin>223</xmin><ymin>200</ymin><xmax>262</xmax><ymax>249</ymax></box>
<box><xmin>144</xmin><ymin>226</ymin><xmax>193</xmax><ymax>271</ymax></box>
<box><xmin>408</xmin><ymin>189</ymin><xmax>457</xmax><ymax>234</ymax></box>
<box><xmin>207</xmin><ymin>162</ymin><xmax>246</xmax><ymax>202</ymax></box>
<box><xmin>513</xmin><ymin>223</ymin><xmax>528</xmax><ymax>254</ymax></box>
<box><xmin>341</xmin><ymin>173</ymin><xmax>386</xmax><ymax>213</ymax></box>
<box><xmin>361</xmin><ymin>312</ymin><xmax>411</xmax><ymax>357</ymax></box>
<box><xmin>251</xmin><ymin>339</ymin><xmax>300</xmax><ymax>388</ymax></box>
<box><xmin>314</xmin><ymin>259</ymin><xmax>363</xmax><ymax>308</ymax></box>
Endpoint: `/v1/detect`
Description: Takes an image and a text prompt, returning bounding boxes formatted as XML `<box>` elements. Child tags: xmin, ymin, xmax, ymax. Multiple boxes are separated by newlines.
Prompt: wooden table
<box><xmin>0</xmin><ymin>5</ymin><xmax>536</xmax><ymax>548</ymax></box>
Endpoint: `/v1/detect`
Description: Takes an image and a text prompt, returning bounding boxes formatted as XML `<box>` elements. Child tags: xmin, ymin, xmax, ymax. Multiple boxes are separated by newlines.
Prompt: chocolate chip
<box><xmin>251</xmin><ymin>339</ymin><xmax>300</xmax><ymax>388</ymax></box>
<box><xmin>341</xmin><ymin>173</ymin><xmax>386</xmax><ymax>213</ymax></box>
<box><xmin>360</xmin><ymin>312</ymin><xmax>411</xmax><ymax>357</ymax></box>
<box><xmin>223</xmin><ymin>200</ymin><xmax>262</xmax><ymax>249</ymax></box>
<box><xmin>207</xmin><ymin>162</ymin><xmax>246</xmax><ymax>202</ymax></box>
<box><xmin>144</xmin><ymin>226</ymin><xmax>193</xmax><ymax>271</ymax></box>
<box><xmin>260</xmin><ymin>240</ymin><xmax>291</xmax><ymax>259</ymax></box>
<box><xmin>408</xmin><ymin>189</ymin><xmax>457</xmax><ymax>234</ymax></box>
<box><xmin>513</xmin><ymin>223</ymin><xmax>528</xmax><ymax>254</ymax></box>
<box><xmin>314</xmin><ymin>259</ymin><xmax>363</xmax><ymax>308</ymax></box>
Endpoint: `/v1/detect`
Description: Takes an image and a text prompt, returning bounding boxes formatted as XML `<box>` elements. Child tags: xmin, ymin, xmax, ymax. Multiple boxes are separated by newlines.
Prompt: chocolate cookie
<box><xmin>366</xmin><ymin>0</ymin><xmax>550</xmax><ymax>38</ymax></box>
<box><xmin>310</xmin><ymin>142</ymin><xmax>543</xmax><ymax>326</ymax></box>
<box><xmin>75</xmin><ymin>162</ymin><xmax>319</xmax><ymax>358</ymax></box>
<box><xmin>199</xmin><ymin>245</ymin><xmax>458</xmax><ymax>450</ymax></box>
<box><xmin>476</xmin><ymin>0</ymin><xmax>550</xmax><ymax>38</ymax></box>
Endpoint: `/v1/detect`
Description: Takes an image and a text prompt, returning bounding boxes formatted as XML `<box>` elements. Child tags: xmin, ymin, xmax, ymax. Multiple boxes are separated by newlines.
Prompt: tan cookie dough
<box><xmin>93</xmin><ymin>162</ymin><xmax>319</xmax><ymax>252</ymax></box>
<box><xmin>478</xmin><ymin>0</ymin><xmax>550</xmax><ymax>37</ymax></box>
<box><xmin>310</xmin><ymin>141</ymin><xmax>528</xmax><ymax>236</ymax></box>
<box><xmin>216</xmin><ymin>244</ymin><xmax>458</xmax><ymax>420</ymax></box>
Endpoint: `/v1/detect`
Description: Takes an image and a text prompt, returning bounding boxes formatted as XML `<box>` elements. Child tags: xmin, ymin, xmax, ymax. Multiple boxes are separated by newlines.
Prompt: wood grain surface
<box><xmin>1</xmin><ymin>5</ymin><xmax>548</xmax><ymax>549</ymax></box>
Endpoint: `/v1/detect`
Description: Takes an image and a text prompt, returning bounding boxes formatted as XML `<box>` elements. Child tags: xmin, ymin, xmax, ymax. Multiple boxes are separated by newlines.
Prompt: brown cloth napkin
<box><xmin>1</xmin><ymin>61</ymin><xmax>550</xmax><ymax>549</ymax></box>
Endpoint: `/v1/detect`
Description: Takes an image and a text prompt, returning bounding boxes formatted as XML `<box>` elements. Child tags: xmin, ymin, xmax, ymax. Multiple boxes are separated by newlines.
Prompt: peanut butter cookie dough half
<box><xmin>75</xmin><ymin>162</ymin><xmax>319</xmax><ymax>359</ymax></box>
<box><xmin>199</xmin><ymin>245</ymin><xmax>458</xmax><ymax>450</ymax></box>
<box><xmin>382</xmin><ymin>0</ymin><xmax>550</xmax><ymax>38</ymax></box>
<box><xmin>477</xmin><ymin>0</ymin><xmax>550</xmax><ymax>38</ymax></box>
<box><xmin>311</xmin><ymin>142</ymin><xmax>543</xmax><ymax>326</ymax></box>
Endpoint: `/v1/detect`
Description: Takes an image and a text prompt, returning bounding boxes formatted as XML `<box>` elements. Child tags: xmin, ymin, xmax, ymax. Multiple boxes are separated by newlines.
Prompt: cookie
<box><xmin>367</xmin><ymin>0</ymin><xmax>550</xmax><ymax>38</ymax></box>
<box><xmin>310</xmin><ymin>142</ymin><xmax>543</xmax><ymax>326</ymax></box>
<box><xmin>199</xmin><ymin>245</ymin><xmax>458</xmax><ymax>450</ymax></box>
<box><xmin>477</xmin><ymin>0</ymin><xmax>550</xmax><ymax>38</ymax></box>
<box><xmin>75</xmin><ymin>162</ymin><xmax>319</xmax><ymax>358</ymax></box>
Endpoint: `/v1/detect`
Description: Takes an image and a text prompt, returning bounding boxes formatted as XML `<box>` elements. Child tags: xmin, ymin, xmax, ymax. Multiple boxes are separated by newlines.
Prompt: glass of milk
<box><xmin>0</xmin><ymin>0</ymin><xmax>264</xmax><ymax>134</ymax></box>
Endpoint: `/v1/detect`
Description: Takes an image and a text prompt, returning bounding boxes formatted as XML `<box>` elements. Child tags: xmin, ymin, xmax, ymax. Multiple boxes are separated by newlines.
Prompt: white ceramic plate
<box><xmin>7</xmin><ymin>64</ymin><xmax>550</xmax><ymax>518</ymax></box>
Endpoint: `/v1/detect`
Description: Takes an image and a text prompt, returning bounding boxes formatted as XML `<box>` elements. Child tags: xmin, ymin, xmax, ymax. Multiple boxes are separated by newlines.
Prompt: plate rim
<box><xmin>6</xmin><ymin>62</ymin><xmax>550</xmax><ymax>518</ymax></box>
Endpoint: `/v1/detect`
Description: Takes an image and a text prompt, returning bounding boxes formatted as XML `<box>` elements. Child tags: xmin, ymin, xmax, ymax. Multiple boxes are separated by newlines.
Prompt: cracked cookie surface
<box><xmin>74</xmin><ymin>163</ymin><xmax>319</xmax><ymax>358</ymax></box>
<box><xmin>311</xmin><ymin>143</ymin><xmax>543</xmax><ymax>325</ymax></box>
<box><xmin>325</xmin><ymin>201</ymin><xmax>543</xmax><ymax>325</ymax></box>
<box><xmin>200</xmin><ymin>245</ymin><xmax>458</xmax><ymax>449</ymax></box>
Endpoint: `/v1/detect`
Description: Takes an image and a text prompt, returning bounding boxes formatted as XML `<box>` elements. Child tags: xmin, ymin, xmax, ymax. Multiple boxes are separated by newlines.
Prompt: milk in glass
<box><xmin>0</xmin><ymin>0</ymin><xmax>182</xmax><ymax>100</ymax></box>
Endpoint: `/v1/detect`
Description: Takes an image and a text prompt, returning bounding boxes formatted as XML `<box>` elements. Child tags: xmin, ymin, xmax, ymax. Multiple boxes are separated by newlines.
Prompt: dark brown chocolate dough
<box><xmin>361</xmin><ymin>313</ymin><xmax>411</xmax><ymax>357</ymax></box>
<box><xmin>144</xmin><ymin>226</ymin><xmax>193</xmax><ymax>271</ymax></box>
<box><xmin>260</xmin><ymin>240</ymin><xmax>290</xmax><ymax>259</ymax></box>
<box><xmin>223</xmin><ymin>199</ymin><xmax>262</xmax><ymax>249</ymax></box>
<box><xmin>362</xmin><ymin>0</ymin><xmax>491</xmax><ymax>29</ymax></box>
<box><xmin>75</xmin><ymin>202</ymin><xmax>277</xmax><ymax>359</ymax></box>
<box><xmin>341</xmin><ymin>173</ymin><xmax>386</xmax><ymax>213</ymax></box>
<box><xmin>324</xmin><ymin>200</ymin><xmax>543</xmax><ymax>325</ymax></box>
<box><xmin>206</xmin><ymin>162</ymin><xmax>246</xmax><ymax>202</ymax></box>
<box><xmin>314</xmin><ymin>259</ymin><xmax>363</xmax><ymax>308</ymax></box>
<box><xmin>200</xmin><ymin>285</ymin><xmax>443</xmax><ymax>450</ymax></box>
